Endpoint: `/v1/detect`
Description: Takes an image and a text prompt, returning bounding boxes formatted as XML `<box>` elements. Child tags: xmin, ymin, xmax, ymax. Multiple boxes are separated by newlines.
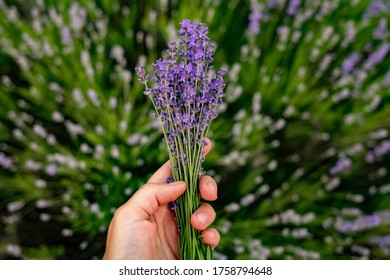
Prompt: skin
<box><xmin>103</xmin><ymin>138</ymin><xmax>220</xmax><ymax>259</ymax></box>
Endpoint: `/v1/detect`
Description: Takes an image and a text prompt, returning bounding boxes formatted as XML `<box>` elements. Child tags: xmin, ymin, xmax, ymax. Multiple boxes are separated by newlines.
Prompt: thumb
<box><xmin>123</xmin><ymin>181</ymin><xmax>186</xmax><ymax>221</ymax></box>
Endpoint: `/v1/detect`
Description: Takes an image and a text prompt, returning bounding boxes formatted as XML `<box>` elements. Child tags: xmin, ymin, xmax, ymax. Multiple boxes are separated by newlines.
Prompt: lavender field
<box><xmin>0</xmin><ymin>0</ymin><xmax>389</xmax><ymax>259</ymax></box>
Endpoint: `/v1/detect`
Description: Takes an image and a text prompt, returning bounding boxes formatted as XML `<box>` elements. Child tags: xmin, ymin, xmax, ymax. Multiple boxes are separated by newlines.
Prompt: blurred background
<box><xmin>0</xmin><ymin>0</ymin><xmax>389</xmax><ymax>260</ymax></box>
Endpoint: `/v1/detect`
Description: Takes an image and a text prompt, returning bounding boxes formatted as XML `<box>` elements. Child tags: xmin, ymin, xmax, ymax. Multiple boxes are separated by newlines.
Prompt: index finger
<box><xmin>148</xmin><ymin>138</ymin><xmax>213</xmax><ymax>184</ymax></box>
<box><xmin>148</xmin><ymin>160</ymin><xmax>172</xmax><ymax>184</ymax></box>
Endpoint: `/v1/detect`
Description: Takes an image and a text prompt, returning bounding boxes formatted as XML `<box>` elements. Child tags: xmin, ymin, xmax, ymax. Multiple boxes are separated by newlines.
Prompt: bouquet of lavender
<box><xmin>136</xmin><ymin>19</ymin><xmax>226</xmax><ymax>260</ymax></box>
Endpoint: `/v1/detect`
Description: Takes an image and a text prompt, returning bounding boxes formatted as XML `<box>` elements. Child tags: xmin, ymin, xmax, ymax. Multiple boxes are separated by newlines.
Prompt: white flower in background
<box><xmin>69</xmin><ymin>2</ymin><xmax>87</xmax><ymax>32</ymax></box>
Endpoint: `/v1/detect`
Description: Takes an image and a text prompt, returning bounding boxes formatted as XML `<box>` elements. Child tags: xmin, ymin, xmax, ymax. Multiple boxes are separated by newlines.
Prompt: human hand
<box><xmin>103</xmin><ymin>138</ymin><xmax>220</xmax><ymax>259</ymax></box>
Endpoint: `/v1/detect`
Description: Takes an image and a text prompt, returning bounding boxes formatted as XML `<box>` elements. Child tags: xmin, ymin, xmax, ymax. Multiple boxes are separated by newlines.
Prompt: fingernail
<box><xmin>207</xmin><ymin>182</ymin><xmax>217</xmax><ymax>195</ymax></box>
<box><xmin>196</xmin><ymin>211</ymin><xmax>209</xmax><ymax>226</ymax></box>
<box><xmin>207</xmin><ymin>229</ymin><xmax>215</xmax><ymax>240</ymax></box>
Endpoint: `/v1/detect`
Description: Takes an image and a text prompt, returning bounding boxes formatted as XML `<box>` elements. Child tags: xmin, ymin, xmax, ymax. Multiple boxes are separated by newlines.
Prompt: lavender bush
<box><xmin>0</xmin><ymin>0</ymin><xmax>389</xmax><ymax>260</ymax></box>
<box><xmin>214</xmin><ymin>0</ymin><xmax>390</xmax><ymax>260</ymax></box>
<box><xmin>136</xmin><ymin>19</ymin><xmax>225</xmax><ymax>259</ymax></box>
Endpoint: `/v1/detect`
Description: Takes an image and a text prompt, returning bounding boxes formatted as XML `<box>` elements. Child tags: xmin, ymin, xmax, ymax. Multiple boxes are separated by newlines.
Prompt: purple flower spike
<box><xmin>168</xmin><ymin>200</ymin><xmax>180</xmax><ymax>210</ymax></box>
<box><xmin>0</xmin><ymin>152</ymin><xmax>13</xmax><ymax>169</ymax></box>
<box><xmin>341</xmin><ymin>52</ymin><xmax>361</xmax><ymax>76</ymax></box>
<box><xmin>364</xmin><ymin>1</ymin><xmax>388</xmax><ymax>19</ymax></box>
<box><xmin>374</xmin><ymin>140</ymin><xmax>390</xmax><ymax>157</ymax></box>
<box><xmin>336</xmin><ymin>212</ymin><xmax>385</xmax><ymax>233</ymax></box>
<box><xmin>366</xmin><ymin>140</ymin><xmax>390</xmax><ymax>163</ymax></box>
<box><xmin>288</xmin><ymin>0</ymin><xmax>301</xmax><ymax>16</ymax></box>
<box><xmin>363</xmin><ymin>43</ymin><xmax>389</xmax><ymax>70</ymax></box>
<box><xmin>329</xmin><ymin>157</ymin><xmax>352</xmax><ymax>175</ymax></box>
<box><xmin>136</xmin><ymin>19</ymin><xmax>224</xmax><ymax>260</ymax></box>
<box><xmin>248</xmin><ymin>10</ymin><xmax>261</xmax><ymax>35</ymax></box>
<box><xmin>371</xmin><ymin>235</ymin><xmax>390</xmax><ymax>248</ymax></box>
<box><xmin>135</xmin><ymin>65</ymin><xmax>149</xmax><ymax>84</ymax></box>
<box><xmin>167</xmin><ymin>176</ymin><xmax>174</xmax><ymax>183</ymax></box>
<box><xmin>373</xmin><ymin>19</ymin><xmax>388</xmax><ymax>39</ymax></box>
<box><xmin>365</xmin><ymin>152</ymin><xmax>376</xmax><ymax>163</ymax></box>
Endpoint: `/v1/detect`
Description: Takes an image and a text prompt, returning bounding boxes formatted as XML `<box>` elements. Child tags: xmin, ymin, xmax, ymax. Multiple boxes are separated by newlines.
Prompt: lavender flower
<box><xmin>336</xmin><ymin>211</ymin><xmax>390</xmax><ymax>233</ymax></box>
<box><xmin>363</xmin><ymin>43</ymin><xmax>389</xmax><ymax>70</ymax></box>
<box><xmin>366</xmin><ymin>140</ymin><xmax>390</xmax><ymax>163</ymax></box>
<box><xmin>329</xmin><ymin>157</ymin><xmax>352</xmax><ymax>175</ymax></box>
<box><xmin>6</xmin><ymin>244</ymin><xmax>22</xmax><ymax>258</ymax></box>
<box><xmin>373</xmin><ymin>18</ymin><xmax>387</xmax><ymax>39</ymax></box>
<box><xmin>374</xmin><ymin>140</ymin><xmax>390</xmax><ymax>157</ymax></box>
<box><xmin>288</xmin><ymin>0</ymin><xmax>301</xmax><ymax>16</ymax></box>
<box><xmin>136</xmin><ymin>19</ymin><xmax>225</xmax><ymax>260</ymax></box>
<box><xmin>167</xmin><ymin>176</ymin><xmax>174</xmax><ymax>183</ymax></box>
<box><xmin>365</xmin><ymin>151</ymin><xmax>376</xmax><ymax>163</ymax></box>
<box><xmin>45</xmin><ymin>163</ymin><xmax>58</xmax><ymax>176</ymax></box>
<box><xmin>364</xmin><ymin>1</ymin><xmax>388</xmax><ymax>19</ymax></box>
<box><xmin>61</xmin><ymin>26</ymin><xmax>72</xmax><ymax>45</ymax></box>
<box><xmin>341</xmin><ymin>52</ymin><xmax>361</xmax><ymax>76</ymax></box>
<box><xmin>248</xmin><ymin>9</ymin><xmax>261</xmax><ymax>35</ymax></box>
<box><xmin>371</xmin><ymin>235</ymin><xmax>390</xmax><ymax>248</ymax></box>
<box><xmin>268</xmin><ymin>0</ymin><xmax>282</xmax><ymax>9</ymax></box>
<box><xmin>0</xmin><ymin>152</ymin><xmax>13</xmax><ymax>169</ymax></box>
<box><xmin>168</xmin><ymin>200</ymin><xmax>179</xmax><ymax>210</ymax></box>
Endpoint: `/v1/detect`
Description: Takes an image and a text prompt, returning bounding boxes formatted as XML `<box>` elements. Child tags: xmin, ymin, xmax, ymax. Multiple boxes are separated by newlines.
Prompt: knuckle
<box><xmin>139</xmin><ymin>182</ymin><xmax>156</xmax><ymax>193</ymax></box>
<box><xmin>113</xmin><ymin>205</ymin><xmax>126</xmax><ymax>219</ymax></box>
<box><xmin>141</xmin><ymin>182</ymin><xmax>152</xmax><ymax>189</ymax></box>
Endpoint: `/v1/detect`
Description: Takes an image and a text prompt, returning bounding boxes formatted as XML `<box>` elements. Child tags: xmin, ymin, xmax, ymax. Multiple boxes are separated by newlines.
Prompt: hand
<box><xmin>103</xmin><ymin>139</ymin><xmax>220</xmax><ymax>259</ymax></box>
